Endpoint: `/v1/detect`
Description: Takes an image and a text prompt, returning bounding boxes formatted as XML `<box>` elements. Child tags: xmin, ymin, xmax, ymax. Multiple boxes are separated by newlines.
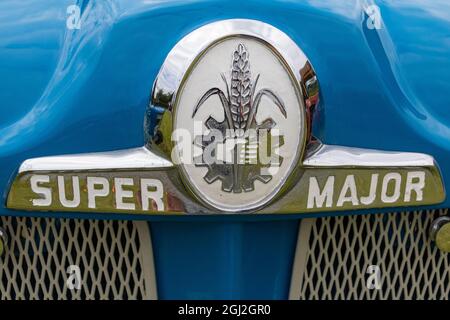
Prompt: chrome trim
<box><xmin>9</xmin><ymin>142</ymin><xmax>445</xmax><ymax>215</ymax></box>
<box><xmin>147</xmin><ymin>19</ymin><xmax>319</xmax><ymax>212</ymax></box>
<box><xmin>429</xmin><ymin>216</ymin><xmax>450</xmax><ymax>253</ymax></box>
<box><xmin>151</xmin><ymin>19</ymin><xmax>312</xmax><ymax>112</ymax></box>
<box><xmin>148</xmin><ymin>19</ymin><xmax>319</xmax><ymax>155</ymax></box>
<box><xmin>303</xmin><ymin>144</ymin><xmax>435</xmax><ymax>167</ymax></box>
<box><xmin>18</xmin><ymin>147</ymin><xmax>173</xmax><ymax>173</ymax></box>
<box><xmin>430</xmin><ymin>216</ymin><xmax>450</xmax><ymax>241</ymax></box>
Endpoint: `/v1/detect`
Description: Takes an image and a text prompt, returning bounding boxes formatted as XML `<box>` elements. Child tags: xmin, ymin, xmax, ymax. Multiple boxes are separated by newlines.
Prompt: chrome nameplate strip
<box><xmin>6</xmin><ymin>144</ymin><xmax>445</xmax><ymax>215</ymax></box>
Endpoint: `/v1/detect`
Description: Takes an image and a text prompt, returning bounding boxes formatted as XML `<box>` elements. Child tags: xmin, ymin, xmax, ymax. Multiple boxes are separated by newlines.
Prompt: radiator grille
<box><xmin>290</xmin><ymin>209</ymin><xmax>450</xmax><ymax>300</ymax></box>
<box><xmin>0</xmin><ymin>217</ymin><xmax>156</xmax><ymax>300</ymax></box>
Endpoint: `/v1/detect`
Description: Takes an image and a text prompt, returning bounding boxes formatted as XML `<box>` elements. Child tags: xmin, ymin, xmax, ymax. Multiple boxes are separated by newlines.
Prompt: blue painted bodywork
<box><xmin>151</xmin><ymin>220</ymin><xmax>299</xmax><ymax>299</ymax></box>
<box><xmin>0</xmin><ymin>0</ymin><xmax>449</xmax><ymax>299</ymax></box>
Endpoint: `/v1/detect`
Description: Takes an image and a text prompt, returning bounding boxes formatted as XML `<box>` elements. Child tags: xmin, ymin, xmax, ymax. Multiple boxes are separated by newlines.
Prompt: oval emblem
<box><xmin>163</xmin><ymin>22</ymin><xmax>308</xmax><ymax>211</ymax></box>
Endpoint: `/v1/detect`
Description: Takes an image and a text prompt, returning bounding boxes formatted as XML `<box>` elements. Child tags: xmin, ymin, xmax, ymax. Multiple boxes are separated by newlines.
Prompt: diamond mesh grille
<box><xmin>290</xmin><ymin>209</ymin><xmax>450</xmax><ymax>300</ymax></box>
<box><xmin>0</xmin><ymin>216</ymin><xmax>156</xmax><ymax>300</ymax></box>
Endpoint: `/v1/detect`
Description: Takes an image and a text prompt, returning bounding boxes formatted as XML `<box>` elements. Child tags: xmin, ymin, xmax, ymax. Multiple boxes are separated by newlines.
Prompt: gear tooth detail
<box><xmin>194</xmin><ymin>136</ymin><xmax>206</xmax><ymax>148</ymax></box>
<box><xmin>193</xmin><ymin>154</ymin><xmax>204</xmax><ymax>165</ymax></box>
<box><xmin>204</xmin><ymin>169</ymin><xmax>220</xmax><ymax>184</ymax></box>
<box><xmin>194</xmin><ymin>118</ymin><xmax>284</xmax><ymax>192</ymax></box>
<box><xmin>192</xmin><ymin>43</ymin><xmax>286</xmax><ymax>194</ymax></box>
<box><xmin>220</xmin><ymin>177</ymin><xmax>234</xmax><ymax>193</ymax></box>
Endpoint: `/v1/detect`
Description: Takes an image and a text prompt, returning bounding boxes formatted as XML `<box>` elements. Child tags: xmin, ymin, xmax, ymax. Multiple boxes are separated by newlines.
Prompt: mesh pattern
<box><xmin>0</xmin><ymin>217</ymin><xmax>155</xmax><ymax>300</ymax></box>
<box><xmin>292</xmin><ymin>209</ymin><xmax>450</xmax><ymax>300</ymax></box>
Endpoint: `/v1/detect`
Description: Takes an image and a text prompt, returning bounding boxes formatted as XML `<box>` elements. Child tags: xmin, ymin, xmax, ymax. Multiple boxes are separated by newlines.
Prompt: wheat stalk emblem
<box><xmin>192</xmin><ymin>43</ymin><xmax>286</xmax><ymax>193</ymax></box>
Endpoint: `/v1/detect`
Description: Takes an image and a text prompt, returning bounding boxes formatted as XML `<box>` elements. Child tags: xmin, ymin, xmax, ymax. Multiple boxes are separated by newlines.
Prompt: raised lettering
<box><xmin>141</xmin><ymin>179</ymin><xmax>164</xmax><ymax>211</ymax></box>
<box><xmin>58</xmin><ymin>176</ymin><xmax>80</xmax><ymax>208</ymax></box>
<box><xmin>307</xmin><ymin>176</ymin><xmax>335</xmax><ymax>209</ymax></box>
<box><xmin>114</xmin><ymin>178</ymin><xmax>135</xmax><ymax>210</ymax></box>
<box><xmin>30</xmin><ymin>175</ymin><xmax>52</xmax><ymax>206</ymax></box>
<box><xmin>360</xmin><ymin>173</ymin><xmax>379</xmax><ymax>205</ymax></box>
<box><xmin>337</xmin><ymin>175</ymin><xmax>359</xmax><ymax>207</ymax></box>
<box><xmin>381</xmin><ymin>173</ymin><xmax>401</xmax><ymax>203</ymax></box>
<box><xmin>87</xmin><ymin>177</ymin><xmax>109</xmax><ymax>209</ymax></box>
<box><xmin>404</xmin><ymin>171</ymin><xmax>425</xmax><ymax>202</ymax></box>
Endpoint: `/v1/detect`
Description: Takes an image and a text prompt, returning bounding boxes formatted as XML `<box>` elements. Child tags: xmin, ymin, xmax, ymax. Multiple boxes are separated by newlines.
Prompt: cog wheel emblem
<box><xmin>192</xmin><ymin>44</ymin><xmax>286</xmax><ymax>193</ymax></box>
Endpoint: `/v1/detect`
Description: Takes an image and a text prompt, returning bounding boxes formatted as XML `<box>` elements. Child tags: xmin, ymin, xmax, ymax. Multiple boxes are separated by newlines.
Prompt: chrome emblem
<box><xmin>179</xmin><ymin>39</ymin><xmax>301</xmax><ymax>211</ymax></box>
<box><xmin>6</xmin><ymin>19</ymin><xmax>445</xmax><ymax>215</ymax></box>
<box><xmin>193</xmin><ymin>43</ymin><xmax>285</xmax><ymax>193</ymax></box>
